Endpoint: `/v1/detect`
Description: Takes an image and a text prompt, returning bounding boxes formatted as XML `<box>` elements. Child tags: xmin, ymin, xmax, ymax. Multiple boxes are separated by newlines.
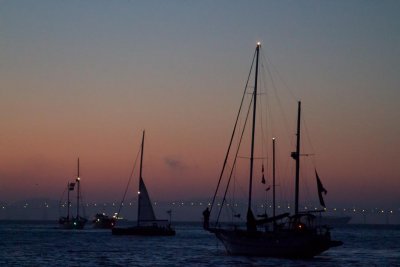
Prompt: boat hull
<box><xmin>59</xmin><ymin>217</ymin><xmax>87</xmax><ymax>230</ymax></box>
<box><xmin>93</xmin><ymin>219</ymin><xmax>115</xmax><ymax>229</ymax></box>
<box><xmin>92</xmin><ymin>214</ymin><xmax>116</xmax><ymax>229</ymax></box>
<box><xmin>213</xmin><ymin>229</ymin><xmax>341</xmax><ymax>258</ymax></box>
<box><xmin>112</xmin><ymin>225</ymin><xmax>175</xmax><ymax>236</ymax></box>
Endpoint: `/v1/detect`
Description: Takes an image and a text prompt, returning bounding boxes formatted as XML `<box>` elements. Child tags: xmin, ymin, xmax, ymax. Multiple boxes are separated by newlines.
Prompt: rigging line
<box><xmin>79</xmin><ymin>188</ymin><xmax>86</xmax><ymax>217</ymax></box>
<box><xmin>260</xmin><ymin>56</ymin><xmax>273</xmax><ymax>138</ymax></box>
<box><xmin>216</xmin><ymin>93</ymin><xmax>254</xmax><ymax>224</ymax></box>
<box><xmin>237</xmin><ymin>156</ymin><xmax>266</xmax><ymax>159</ymax></box>
<box><xmin>229</xmin><ymin>154</ymin><xmax>245</xmax><ymax>223</ymax></box>
<box><xmin>116</xmin><ymin>142</ymin><xmax>142</xmax><ymax>218</ymax></box>
<box><xmin>302</xmin><ymin>115</ymin><xmax>317</xmax><ymax>167</ymax></box>
<box><xmin>258</xmin><ymin>75</ymin><xmax>266</xmax><ymax>170</ymax></box>
<box><xmin>261</xmin><ymin>47</ymin><xmax>298</xmax><ymax>102</ymax></box>
<box><xmin>261</xmin><ymin>52</ymin><xmax>294</xmax><ymax>146</ymax></box>
<box><xmin>259</xmin><ymin>84</ymin><xmax>272</xmax><ymax>189</ymax></box>
<box><xmin>260</xmin><ymin>61</ymin><xmax>274</xmax><ymax>179</ymax></box>
<box><xmin>210</xmin><ymin>49</ymin><xmax>257</xmax><ymax>214</ymax></box>
<box><xmin>299</xmin><ymin>115</ymin><xmax>317</xmax><ymax>207</ymax></box>
<box><xmin>58</xmin><ymin>187</ymin><xmax>67</xmax><ymax>215</ymax></box>
<box><xmin>303</xmin><ymin>160</ymin><xmax>312</xmax><ymax>206</ymax></box>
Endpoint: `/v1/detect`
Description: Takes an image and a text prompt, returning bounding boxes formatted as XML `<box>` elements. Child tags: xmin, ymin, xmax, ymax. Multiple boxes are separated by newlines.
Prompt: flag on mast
<box><xmin>69</xmin><ymin>182</ymin><xmax>76</xmax><ymax>191</ymax></box>
<box><xmin>315</xmin><ymin>170</ymin><xmax>327</xmax><ymax>207</ymax></box>
<box><xmin>261</xmin><ymin>164</ymin><xmax>266</xmax><ymax>184</ymax></box>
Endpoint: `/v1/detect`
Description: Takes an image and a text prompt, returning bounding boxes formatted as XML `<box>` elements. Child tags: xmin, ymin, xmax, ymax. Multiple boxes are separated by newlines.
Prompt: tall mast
<box><xmin>294</xmin><ymin>101</ymin><xmax>301</xmax><ymax>215</ymax></box>
<box><xmin>247</xmin><ymin>43</ymin><xmax>260</xmax><ymax>214</ymax></box>
<box><xmin>140</xmin><ymin>131</ymin><xmax>145</xmax><ymax>180</ymax></box>
<box><xmin>137</xmin><ymin>130</ymin><xmax>145</xmax><ymax>226</ymax></box>
<box><xmin>272</xmin><ymin>137</ymin><xmax>276</xmax><ymax>229</ymax></box>
<box><xmin>67</xmin><ymin>182</ymin><xmax>70</xmax><ymax>220</ymax></box>
<box><xmin>76</xmin><ymin>157</ymin><xmax>80</xmax><ymax>218</ymax></box>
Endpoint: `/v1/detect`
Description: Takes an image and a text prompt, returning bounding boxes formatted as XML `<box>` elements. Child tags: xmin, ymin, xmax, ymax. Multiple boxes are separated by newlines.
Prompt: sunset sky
<box><xmin>1</xmin><ymin>1</ymin><xmax>399</xmax><ymax>211</ymax></box>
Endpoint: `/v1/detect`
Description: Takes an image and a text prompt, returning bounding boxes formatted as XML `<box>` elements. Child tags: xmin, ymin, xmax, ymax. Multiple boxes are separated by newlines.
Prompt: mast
<box><xmin>294</xmin><ymin>101</ymin><xmax>301</xmax><ymax>215</ymax></box>
<box><xmin>137</xmin><ymin>130</ymin><xmax>145</xmax><ymax>226</ymax></box>
<box><xmin>272</xmin><ymin>137</ymin><xmax>276</xmax><ymax>229</ymax></box>
<box><xmin>67</xmin><ymin>182</ymin><xmax>70</xmax><ymax>220</ymax></box>
<box><xmin>247</xmin><ymin>42</ymin><xmax>260</xmax><ymax>222</ymax></box>
<box><xmin>76</xmin><ymin>157</ymin><xmax>80</xmax><ymax>218</ymax></box>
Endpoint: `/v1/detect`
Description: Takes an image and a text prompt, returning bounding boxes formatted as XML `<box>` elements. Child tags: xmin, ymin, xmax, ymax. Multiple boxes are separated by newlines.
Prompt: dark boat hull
<box><xmin>59</xmin><ymin>217</ymin><xmax>87</xmax><ymax>230</ymax></box>
<box><xmin>213</xmin><ymin>229</ymin><xmax>342</xmax><ymax>258</ymax></box>
<box><xmin>92</xmin><ymin>214</ymin><xmax>116</xmax><ymax>229</ymax></box>
<box><xmin>112</xmin><ymin>225</ymin><xmax>175</xmax><ymax>236</ymax></box>
<box><xmin>93</xmin><ymin>220</ymin><xmax>115</xmax><ymax>229</ymax></box>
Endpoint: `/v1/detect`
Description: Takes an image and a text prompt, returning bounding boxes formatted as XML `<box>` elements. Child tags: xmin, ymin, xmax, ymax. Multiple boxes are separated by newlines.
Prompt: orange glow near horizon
<box><xmin>1</xmin><ymin>1</ymin><xmax>399</xmax><ymax>212</ymax></box>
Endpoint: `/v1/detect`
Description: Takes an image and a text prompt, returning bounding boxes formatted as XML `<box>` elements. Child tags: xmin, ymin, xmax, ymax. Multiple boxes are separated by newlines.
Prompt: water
<box><xmin>0</xmin><ymin>221</ymin><xmax>399</xmax><ymax>266</ymax></box>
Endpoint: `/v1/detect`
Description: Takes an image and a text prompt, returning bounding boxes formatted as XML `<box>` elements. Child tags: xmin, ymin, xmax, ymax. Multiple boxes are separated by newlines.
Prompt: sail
<box><xmin>138</xmin><ymin>177</ymin><xmax>156</xmax><ymax>223</ymax></box>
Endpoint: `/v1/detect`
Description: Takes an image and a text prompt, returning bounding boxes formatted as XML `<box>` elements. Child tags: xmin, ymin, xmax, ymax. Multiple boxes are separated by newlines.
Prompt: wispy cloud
<box><xmin>164</xmin><ymin>156</ymin><xmax>185</xmax><ymax>170</ymax></box>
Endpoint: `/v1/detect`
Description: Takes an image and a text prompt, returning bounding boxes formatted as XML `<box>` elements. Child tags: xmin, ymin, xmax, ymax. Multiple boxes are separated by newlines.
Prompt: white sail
<box><xmin>138</xmin><ymin>177</ymin><xmax>156</xmax><ymax>223</ymax></box>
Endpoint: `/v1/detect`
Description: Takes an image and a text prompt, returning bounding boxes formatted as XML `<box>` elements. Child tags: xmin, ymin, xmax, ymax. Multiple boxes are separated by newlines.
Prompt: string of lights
<box><xmin>1</xmin><ymin>200</ymin><xmax>398</xmax><ymax>215</ymax></box>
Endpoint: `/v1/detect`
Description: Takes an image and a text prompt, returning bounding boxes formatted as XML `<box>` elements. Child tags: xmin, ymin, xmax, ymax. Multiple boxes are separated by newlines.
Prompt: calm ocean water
<box><xmin>0</xmin><ymin>221</ymin><xmax>399</xmax><ymax>266</ymax></box>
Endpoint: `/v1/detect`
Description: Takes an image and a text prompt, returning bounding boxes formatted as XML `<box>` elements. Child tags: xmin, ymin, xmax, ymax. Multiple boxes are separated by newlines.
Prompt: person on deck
<box><xmin>202</xmin><ymin>207</ymin><xmax>210</xmax><ymax>229</ymax></box>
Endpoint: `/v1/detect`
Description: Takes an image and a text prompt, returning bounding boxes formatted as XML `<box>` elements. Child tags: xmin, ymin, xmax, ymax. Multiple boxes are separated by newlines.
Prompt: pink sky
<box><xmin>1</xmin><ymin>1</ymin><xmax>399</xmax><ymax>211</ymax></box>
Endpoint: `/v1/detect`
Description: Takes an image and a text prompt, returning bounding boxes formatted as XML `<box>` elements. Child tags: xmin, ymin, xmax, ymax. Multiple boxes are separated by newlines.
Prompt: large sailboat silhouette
<box><xmin>206</xmin><ymin>43</ymin><xmax>342</xmax><ymax>258</ymax></box>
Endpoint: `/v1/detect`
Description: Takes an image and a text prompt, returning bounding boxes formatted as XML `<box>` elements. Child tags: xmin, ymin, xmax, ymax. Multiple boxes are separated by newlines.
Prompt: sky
<box><xmin>1</xmin><ymin>0</ymin><xmax>399</xmax><ymax>213</ymax></box>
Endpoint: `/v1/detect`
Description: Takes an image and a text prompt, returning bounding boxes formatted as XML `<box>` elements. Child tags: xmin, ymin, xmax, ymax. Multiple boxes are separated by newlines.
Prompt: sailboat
<box><xmin>59</xmin><ymin>158</ymin><xmax>88</xmax><ymax>229</ymax></box>
<box><xmin>92</xmin><ymin>213</ymin><xmax>116</xmax><ymax>229</ymax></box>
<box><xmin>112</xmin><ymin>131</ymin><xmax>175</xmax><ymax>236</ymax></box>
<box><xmin>206</xmin><ymin>43</ymin><xmax>342</xmax><ymax>258</ymax></box>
